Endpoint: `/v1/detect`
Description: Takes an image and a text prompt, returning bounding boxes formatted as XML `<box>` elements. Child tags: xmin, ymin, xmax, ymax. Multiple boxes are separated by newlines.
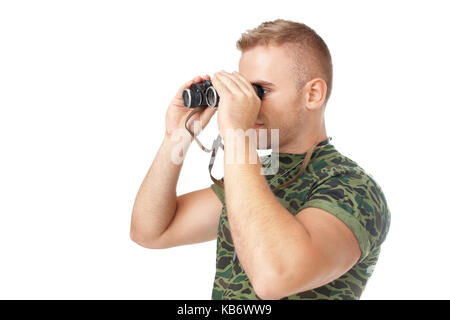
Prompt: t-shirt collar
<box><xmin>261</xmin><ymin>144</ymin><xmax>334</xmax><ymax>171</ymax></box>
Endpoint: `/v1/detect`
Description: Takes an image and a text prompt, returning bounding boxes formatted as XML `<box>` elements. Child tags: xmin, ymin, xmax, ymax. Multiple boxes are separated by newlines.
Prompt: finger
<box><xmin>175</xmin><ymin>80</ymin><xmax>194</xmax><ymax>98</ymax></box>
<box><xmin>211</xmin><ymin>74</ymin><xmax>232</xmax><ymax>96</ymax></box>
<box><xmin>213</xmin><ymin>72</ymin><xmax>243</xmax><ymax>95</ymax></box>
<box><xmin>231</xmin><ymin>71</ymin><xmax>254</xmax><ymax>93</ymax></box>
<box><xmin>222</xmin><ymin>72</ymin><xmax>253</xmax><ymax>96</ymax></box>
<box><xmin>192</xmin><ymin>75</ymin><xmax>205</xmax><ymax>83</ymax></box>
<box><xmin>176</xmin><ymin>75</ymin><xmax>205</xmax><ymax>98</ymax></box>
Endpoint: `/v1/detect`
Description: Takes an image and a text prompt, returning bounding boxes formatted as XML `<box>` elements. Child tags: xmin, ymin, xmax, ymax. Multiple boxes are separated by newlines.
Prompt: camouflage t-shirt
<box><xmin>210</xmin><ymin>143</ymin><xmax>391</xmax><ymax>300</ymax></box>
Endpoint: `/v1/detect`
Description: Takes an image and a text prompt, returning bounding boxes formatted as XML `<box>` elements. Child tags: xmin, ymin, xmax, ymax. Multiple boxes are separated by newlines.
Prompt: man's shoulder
<box><xmin>314</xmin><ymin>145</ymin><xmax>377</xmax><ymax>185</ymax></box>
<box><xmin>306</xmin><ymin>146</ymin><xmax>391</xmax><ymax>251</ymax></box>
<box><xmin>310</xmin><ymin>146</ymin><xmax>390</xmax><ymax>224</ymax></box>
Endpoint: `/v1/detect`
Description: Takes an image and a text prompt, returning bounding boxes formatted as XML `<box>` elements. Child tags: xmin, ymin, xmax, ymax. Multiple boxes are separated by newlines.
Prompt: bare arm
<box><xmin>130</xmin><ymin>132</ymin><xmax>222</xmax><ymax>249</ymax></box>
<box><xmin>130</xmin><ymin>74</ymin><xmax>221</xmax><ymax>249</ymax></box>
<box><xmin>130</xmin><ymin>132</ymin><xmax>189</xmax><ymax>247</ymax></box>
<box><xmin>147</xmin><ymin>186</ymin><xmax>222</xmax><ymax>249</ymax></box>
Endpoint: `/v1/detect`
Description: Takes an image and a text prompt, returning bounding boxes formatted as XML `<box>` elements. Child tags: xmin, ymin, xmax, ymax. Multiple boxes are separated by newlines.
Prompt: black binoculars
<box><xmin>182</xmin><ymin>79</ymin><xmax>265</xmax><ymax>108</ymax></box>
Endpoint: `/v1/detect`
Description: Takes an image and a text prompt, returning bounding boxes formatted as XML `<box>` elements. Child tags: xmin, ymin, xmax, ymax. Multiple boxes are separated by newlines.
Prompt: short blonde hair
<box><xmin>236</xmin><ymin>19</ymin><xmax>333</xmax><ymax>105</ymax></box>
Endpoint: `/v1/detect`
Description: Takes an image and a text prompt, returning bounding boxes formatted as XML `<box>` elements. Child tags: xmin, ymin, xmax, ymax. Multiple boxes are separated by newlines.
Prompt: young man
<box><xmin>130</xmin><ymin>19</ymin><xmax>390</xmax><ymax>300</ymax></box>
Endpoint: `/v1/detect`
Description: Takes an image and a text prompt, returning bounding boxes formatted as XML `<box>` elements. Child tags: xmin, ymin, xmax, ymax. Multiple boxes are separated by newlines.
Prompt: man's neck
<box><xmin>277</xmin><ymin>125</ymin><xmax>328</xmax><ymax>154</ymax></box>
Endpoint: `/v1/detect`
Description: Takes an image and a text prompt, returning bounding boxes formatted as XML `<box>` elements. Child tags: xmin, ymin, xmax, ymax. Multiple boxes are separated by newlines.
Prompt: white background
<box><xmin>1</xmin><ymin>0</ymin><xmax>449</xmax><ymax>299</ymax></box>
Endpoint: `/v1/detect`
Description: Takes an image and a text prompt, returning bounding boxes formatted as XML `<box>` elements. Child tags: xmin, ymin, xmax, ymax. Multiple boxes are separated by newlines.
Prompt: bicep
<box><xmin>152</xmin><ymin>187</ymin><xmax>223</xmax><ymax>248</ymax></box>
<box><xmin>294</xmin><ymin>207</ymin><xmax>361</xmax><ymax>287</ymax></box>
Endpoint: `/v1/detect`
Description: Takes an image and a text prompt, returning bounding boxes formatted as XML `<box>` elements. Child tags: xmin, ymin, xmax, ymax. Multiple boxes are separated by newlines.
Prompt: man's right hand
<box><xmin>165</xmin><ymin>74</ymin><xmax>217</xmax><ymax>139</ymax></box>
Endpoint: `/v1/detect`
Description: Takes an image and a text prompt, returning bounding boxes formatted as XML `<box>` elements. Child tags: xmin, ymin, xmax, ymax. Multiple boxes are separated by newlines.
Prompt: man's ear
<box><xmin>304</xmin><ymin>78</ymin><xmax>327</xmax><ymax>111</ymax></box>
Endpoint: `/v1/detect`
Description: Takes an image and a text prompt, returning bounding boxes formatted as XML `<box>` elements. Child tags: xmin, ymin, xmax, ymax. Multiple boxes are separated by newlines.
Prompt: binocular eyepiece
<box><xmin>182</xmin><ymin>79</ymin><xmax>265</xmax><ymax>108</ymax></box>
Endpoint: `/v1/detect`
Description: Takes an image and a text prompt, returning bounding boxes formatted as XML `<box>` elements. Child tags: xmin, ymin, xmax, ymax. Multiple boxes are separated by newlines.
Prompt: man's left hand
<box><xmin>211</xmin><ymin>71</ymin><xmax>262</xmax><ymax>137</ymax></box>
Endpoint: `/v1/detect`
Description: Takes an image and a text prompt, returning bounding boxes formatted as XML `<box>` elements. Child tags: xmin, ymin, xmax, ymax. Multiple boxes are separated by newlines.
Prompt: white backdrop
<box><xmin>1</xmin><ymin>0</ymin><xmax>449</xmax><ymax>299</ymax></box>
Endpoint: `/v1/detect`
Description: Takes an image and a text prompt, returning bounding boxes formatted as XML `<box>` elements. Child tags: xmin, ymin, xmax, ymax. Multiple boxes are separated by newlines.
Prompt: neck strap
<box><xmin>183</xmin><ymin>108</ymin><xmax>332</xmax><ymax>191</ymax></box>
<box><xmin>271</xmin><ymin>137</ymin><xmax>331</xmax><ymax>191</ymax></box>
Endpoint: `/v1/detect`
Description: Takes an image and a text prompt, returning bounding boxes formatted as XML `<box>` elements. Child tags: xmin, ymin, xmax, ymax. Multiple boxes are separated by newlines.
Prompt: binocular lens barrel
<box><xmin>206</xmin><ymin>87</ymin><xmax>219</xmax><ymax>108</ymax></box>
<box><xmin>182</xmin><ymin>89</ymin><xmax>203</xmax><ymax>108</ymax></box>
<box><xmin>182</xmin><ymin>79</ymin><xmax>263</xmax><ymax>108</ymax></box>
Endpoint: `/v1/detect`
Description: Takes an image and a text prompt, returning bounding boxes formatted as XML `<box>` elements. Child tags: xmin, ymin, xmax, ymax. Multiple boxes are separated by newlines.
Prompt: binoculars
<box><xmin>182</xmin><ymin>79</ymin><xmax>265</xmax><ymax>108</ymax></box>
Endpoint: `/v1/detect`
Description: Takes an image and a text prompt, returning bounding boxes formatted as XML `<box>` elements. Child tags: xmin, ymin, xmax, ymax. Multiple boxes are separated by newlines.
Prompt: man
<box><xmin>130</xmin><ymin>19</ymin><xmax>390</xmax><ymax>300</ymax></box>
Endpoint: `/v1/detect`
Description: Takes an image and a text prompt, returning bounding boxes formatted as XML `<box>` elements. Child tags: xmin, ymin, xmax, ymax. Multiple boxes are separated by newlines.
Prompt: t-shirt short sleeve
<box><xmin>297</xmin><ymin>170</ymin><xmax>389</xmax><ymax>262</ymax></box>
<box><xmin>210</xmin><ymin>177</ymin><xmax>225</xmax><ymax>205</ymax></box>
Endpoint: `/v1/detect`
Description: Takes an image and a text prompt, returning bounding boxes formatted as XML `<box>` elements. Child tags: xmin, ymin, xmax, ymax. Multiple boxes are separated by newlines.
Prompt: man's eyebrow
<box><xmin>251</xmin><ymin>80</ymin><xmax>276</xmax><ymax>88</ymax></box>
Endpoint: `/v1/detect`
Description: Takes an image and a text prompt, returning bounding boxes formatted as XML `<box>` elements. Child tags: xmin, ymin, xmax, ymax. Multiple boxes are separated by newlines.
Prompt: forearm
<box><xmin>130</xmin><ymin>131</ymin><xmax>192</xmax><ymax>244</ymax></box>
<box><xmin>223</xmin><ymin>137</ymin><xmax>312</xmax><ymax>289</ymax></box>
